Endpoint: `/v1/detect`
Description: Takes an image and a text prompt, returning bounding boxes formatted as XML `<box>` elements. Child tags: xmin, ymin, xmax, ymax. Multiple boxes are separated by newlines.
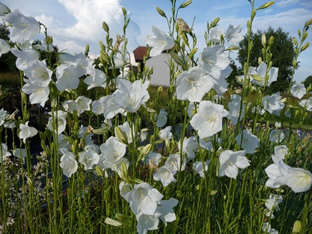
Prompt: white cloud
<box><xmin>277</xmin><ymin>0</ymin><xmax>300</xmax><ymax>7</ymax></box>
<box><xmin>57</xmin><ymin>0</ymin><xmax>122</xmax><ymax>41</ymax></box>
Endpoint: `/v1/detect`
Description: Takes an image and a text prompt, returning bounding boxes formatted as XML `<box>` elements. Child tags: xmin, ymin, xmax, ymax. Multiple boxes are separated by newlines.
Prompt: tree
<box><xmin>0</xmin><ymin>23</ymin><xmax>17</xmax><ymax>73</ymax></box>
<box><xmin>303</xmin><ymin>75</ymin><xmax>312</xmax><ymax>89</ymax></box>
<box><xmin>237</xmin><ymin>27</ymin><xmax>296</xmax><ymax>92</ymax></box>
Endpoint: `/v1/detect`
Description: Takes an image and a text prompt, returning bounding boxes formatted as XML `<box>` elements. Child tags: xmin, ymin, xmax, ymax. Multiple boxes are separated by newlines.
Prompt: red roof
<box><xmin>133</xmin><ymin>46</ymin><xmax>148</xmax><ymax>61</ymax></box>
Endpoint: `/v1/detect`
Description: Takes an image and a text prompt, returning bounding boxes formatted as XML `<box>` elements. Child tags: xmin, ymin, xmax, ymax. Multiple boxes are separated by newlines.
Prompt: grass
<box><xmin>0</xmin><ymin>72</ymin><xmax>20</xmax><ymax>86</ymax></box>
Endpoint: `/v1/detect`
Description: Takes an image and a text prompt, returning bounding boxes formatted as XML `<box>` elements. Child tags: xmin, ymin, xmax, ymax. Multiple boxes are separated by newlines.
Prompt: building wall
<box><xmin>146</xmin><ymin>53</ymin><xmax>171</xmax><ymax>87</ymax></box>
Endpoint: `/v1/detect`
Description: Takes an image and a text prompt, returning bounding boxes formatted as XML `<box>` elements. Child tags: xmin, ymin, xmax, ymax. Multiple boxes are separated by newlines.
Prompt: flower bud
<box><xmin>302</xmin><ymin>31</ymin><xmax>308</xmax><ymax>41</ymax></box>
<box><xmin>45</xmin><ymin>36</ymin><xmax>53</xmax><ymax>45</ymax></box>
<box><xmin>115</xmin><ymin>126</ymin><xmax>128</xmax><ymax>144</ymax></box>
<box><xmin>226</xmin><ymin>46</ymin><xmax>240</xmax><ymax>51</ymax></box>
<box><xmin>250</xmin><ymin>74</ymin><xmax>263</xmax><ymax>82</ymax></box>
<box><xmin>156</xmin><ymin>7</ymin><xmax>166</xmax><ymax>18</ymax></box>
<box><xmin>92</xmin><ymin>127</ymin><xmax>107</xmax><ymax>135</ymax></box>
<box><xmin>105</xmin><ymin>218</ymin><xmax>122</xmax><ymax>227</ymax></box>
<box><xmin>293</xmin><ymin>59</ymin><xmax>297</xmax><ymax>68</ymax></box>
<box><xmin>157</xmin><ymin>86</ymin><xmax>163</xmax><ymax>96</ymax></box>
<box><xmin>268</xmin><ymin>36</ymin><xmax>274</xmax><ymax>46</ymax></box>
<box><xmin>304</xmin><ymin>19</ymin><xmax>312</xmax><ymax>28</ymax></box>
<box><xmin>257</xmin><ymin>1</ymin><xmax>274</xmax><ymax>10</ymax></box>
<box><xmin>122</xmin><ymin>7</ymin><xmax>127</xmax><ymax>16</ymax></box>
<box><xmin>292</xmin><ymin>37</ymin><xmax>298</xmax><ymax>46</ymax></box>
<box><xmin>300</xmin><ymin>42</ymin><xmax>309</xmax><ymax>52</ymax></box>
<box><xmin>180</xmin><ymin>0</ymin><xmax>192</xmax><ymax>9</ymax></box>
<box><xmin>261</xmin><ymin>34</ymin><xmax>266</xmax><ymax>46</ymax></box>
<box><xmin>102</xmin><ymin>21</ymin><xmax>109</xmax><ymax>32</ymax></box>
<box><xmin>210</xmin><ymin>17</ymin><xmax>220</xmax><ymax>28</ymax></box>
<box><xmin>85</xmin><ymin>44</ymin><xmax>89</xmax><ymax>56</ymax></box>
<box><xmin>292</xmin><ymin>220</ymin><xmax>302</xmax><ymax>233</ymax></box>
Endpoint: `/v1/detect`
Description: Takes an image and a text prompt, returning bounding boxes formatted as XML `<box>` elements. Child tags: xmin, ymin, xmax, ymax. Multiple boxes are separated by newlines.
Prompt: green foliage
<box><xmin>0</xmin><ymin>23</ymin><xmax>17</xmax><ymax>73</ymax></box>
<box><xmin>226</xmin><ymin>59</ymin><xmax>242</xmax><ymax>88</ymax></box>
<box><xmin>303</xmin><ymin>75</ymin><xmax>312</xmax><ymax>89</ymax></box>
<box><xmin>238</xmin><ymin>27</ymin><xmax>296</xmax><ymax>93</ymax></box>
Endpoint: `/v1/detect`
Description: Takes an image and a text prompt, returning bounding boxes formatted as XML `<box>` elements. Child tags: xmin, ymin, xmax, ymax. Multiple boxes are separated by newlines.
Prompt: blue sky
<box><xmin>1</xmin><ymin>0</ymin><xmax>311</xmax><ymax>82</ymax></box>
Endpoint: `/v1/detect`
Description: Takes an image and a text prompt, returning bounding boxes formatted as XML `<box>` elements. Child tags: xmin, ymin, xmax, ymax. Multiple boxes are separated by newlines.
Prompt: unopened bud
<box><xmin>180</xmin><ymin>0</ymin><xmax>192</xmax><ymax>9</ymax></box>
<box><xmin>210</xmin><ymin>17</ymin><xmax>220</xmax><ymax>28</ymax></box>
<box><xmin>45</xmin><ymin>36</ymin><xmax>53</xmax><ymax>45</ymax></box>
<box><xmin>300</xmin><ymin>42</ymin><xmax>309</xmax><ymax>52</ymax></box>
<box><xmin>122</xmin><ymin>7</ymin><xmax>127</xmax><ymax>16</ymax></box>
<box><xmin>304</xmin><ymin>19</ymin><xmax>312</xmax><ymax>28</ymax></box>
<box><xmin>156</xmin><ymin>7</ymin><xmax>166</xmax><ymax>18</ymax></box>
<box><xmin>115</xmin><ymin>126</ymin><xmax>128</xmax><ymax>144</ymax></box>
<box><xmin>261</xmin><ymin>34</ymin><xmax>266</xmax><ymax>46</ymax></box>
<box><xmin>250</xmin><ymin>74</ymin><xmax>262</xmax><ymax>82</ymax></box>
<box><xmin>105</xmin><ymin>218</ymin><xmax>122</xmax><ymax>227</ymax></box>
<box><xmin>102</xmin><ymin>21</ymin><xmax>109</xmax><ymax>33</ymax></box>
<box><xmin>293</xmin><ymin>59</ymin><xmax>297</xmax><ymax>68</ymax></box>
<box><xmin>157</xmin><ymin>86</ymin><xmax>163</xmax><ymax>96</ymax></box>
<box><xmin>292</xmin><ymin>220</ymin><xmax>302</xmax><ymax>233</ymax></box>
<box><xmin>302</xmin><ymin>31</ymin><xmax>308</xmax><ymax>41</ymax></box>
<box><xmin>85</xmin><ymin>44</ymin><xmax>89</xmax><ymax>56</ymax></box>
<box><xmin>268</xmin><ymin>36</ymin><xmax>274</xmax><ymax>46</ymax></box>
<box><xmin>226</xmin><ymin>46</ymin><xmax>240</xmax><ymax>51</ymax></box>
<box><xmin>257</xmin><ymin>1</ymin><xmax>274</xmax><ymax>10</ymax></box>
<box><xmin>292</xmin><ymin>37</ymin><xmax>298</xmax><ymax>46</ymax></box>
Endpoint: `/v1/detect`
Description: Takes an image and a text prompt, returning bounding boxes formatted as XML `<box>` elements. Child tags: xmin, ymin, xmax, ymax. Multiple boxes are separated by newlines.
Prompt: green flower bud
<box><xmin>261</xmin><ymin>34</ymin><xmax>266</xmax><ymax>46</ymax></box>
<box><xmin>156</xmin><ymin>7</ymin><xmax>166</xmax><ymax>18</ymax></box>
<box><xmin>157</xmin><ymin>86</ymin><xmax>163</xmax><ymax>96</ymax></box>
<box><xmin>210</xmin><ymin>17</ymin><xmax>220</xmax><ymax>28</ymax></box>
<box><xmin>304</xmin><ymin>19</ymin><xmax>312</xmax><ymax>28</ymax></box>
<box><xmin>250</xmin><ymin>74</ymin><xmax>262</xmax><ymax>82</ymax></box>
<box><xmin>102</xmin><ymin>21</ymin><xmax>109</xmax><ymax>32</ymax></box>
<box><xmin>104</xmin><ymin>218</ymin><xmax>122</xmax><ymax>227</ymax></box>
<box><xmin>257</xmin><ymin>1</ymin><xmax>274</xmax><ymax>10</ymax></box>
<box><xmin>292</xmin><ymin>37</ymin><xmax>298</xmax><ymax>46</ymax></box>
<box><xmin>45</xmin><ymin>36</ymin><xmax>53</xmax><ymax>45</ymax></box>
<box><xmin>226</xmin><ymin>46</ymin><xmax>240</xmax><ymax>51</ymax></box>
<box><xmin>258</xmin><ymin>57</ymin><xmax>262</xmax><ymax>65</ymax></box>
<box><xmin>297</xmin><ymin>29</ymin><xmax>301</xmax><ymax>38</ymax></box>
<box><xmin>115</xmin><ymin>126</ymin><xmax>128</xmax><ymax>144</ymax></box>
<box><xmin>302</xmin><ymin>31</ymin><xmax>308</xmax><ymax>41</ymax></box>
<box><xmin>293</xmin><ymin>59</ymin><xmax>297</xmax><ymax>68</ymax></box>
<box><xmin>122</xmin><ymin>7</ymin><xmax>127</xmax><ymax>16</ymax></box>
<box><xmin>85</xmin><ymin>44</ymin><xmax>89</xmax><ymax>56</ymax></box>
<box><xmin>95</xmin><ymin>165</ymin><xmax>105</xmax><ymax>177</ymax></box>
<box><xmin>180</xmin><ymin>0</ymin><xmax>192</xmax><ymax>9</ymax></box>
<box><xmin>292</xmin><ymin>220</ymin><xmax>302</xmax><ymax>233</ymax></box>
<box><xmin>268</xmin><ymin>36</ymin><xmax>274</xmax><ymax>46</ymax></box>
<box><xmin>92</xmin><ymin>127</ymin><xmax>107</xmax><ymax>135</ymax></box>
<box><xmin>300</xmin><ymin>42</ymin><xmax>309</xmax><ymax>52</ymax></box>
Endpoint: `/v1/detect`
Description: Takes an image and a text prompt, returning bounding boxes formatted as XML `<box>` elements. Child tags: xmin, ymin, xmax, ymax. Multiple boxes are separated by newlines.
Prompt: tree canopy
<box><xmin>237</xmin><ymin>27</ymin><xmax>296</xmax><ymax>92</ymax></box>
<box><xmin>303</xmin><ymin>75</ymin><xmax>312</xmax><ymax>89</ymax></box>
<box><xmin>0</xmin><ymin>23</ymin><xmax>17</xmax><ymax>73</ymax></box>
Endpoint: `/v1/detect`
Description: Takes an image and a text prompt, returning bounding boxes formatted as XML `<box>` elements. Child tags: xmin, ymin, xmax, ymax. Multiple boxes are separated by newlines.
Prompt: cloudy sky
<box><xmin>1</xmin><ymin>0</ymin><xmax>311</xmax><ymax>82</ymax></box>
